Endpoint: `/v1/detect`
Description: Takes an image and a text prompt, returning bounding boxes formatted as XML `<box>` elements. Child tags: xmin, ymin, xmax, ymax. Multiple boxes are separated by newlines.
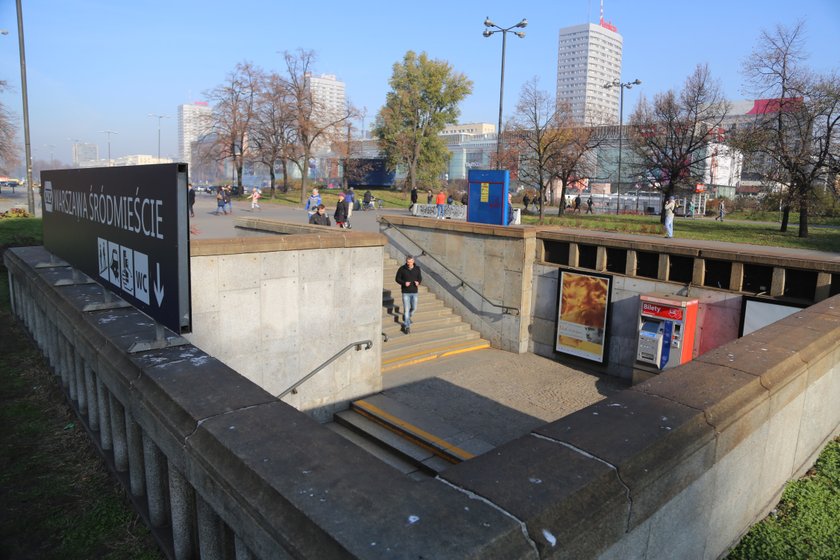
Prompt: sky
<box><xmin>1</xmin><ymin>0</ymin><xmax>839</xmax><ymax>168</ymax></box>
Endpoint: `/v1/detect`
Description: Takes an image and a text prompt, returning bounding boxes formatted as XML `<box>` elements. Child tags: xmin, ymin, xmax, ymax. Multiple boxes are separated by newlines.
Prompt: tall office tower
<box><xmin>304</xmin><ymin>73</ymin><xmax>346</xmax><ymax>124</ymax></box>
<box><xmin>556</xmin><ymin>14</ymin><xmax>623</xmax><ymax>124</ymax></box>
<box><xmin>72</xmin><ymin>143</ymin><xmax>99</xmax><ymax>166</ymax></box>
<box><xmin>178</xmin><ymin>102</ymin><xmax>212</xmax><ymax>166</ymax></box>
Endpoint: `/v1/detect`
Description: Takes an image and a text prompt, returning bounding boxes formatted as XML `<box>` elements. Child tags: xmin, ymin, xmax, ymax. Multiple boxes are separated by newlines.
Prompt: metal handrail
<box><xmin>380</xmin><ymin>217</ymin><xmax>520</xmax><ymax>315</ymax></box>
<box><xmin>276</xmin><ymin>340</ymin><xmax>373</xmax><ymax>399</ymax></box>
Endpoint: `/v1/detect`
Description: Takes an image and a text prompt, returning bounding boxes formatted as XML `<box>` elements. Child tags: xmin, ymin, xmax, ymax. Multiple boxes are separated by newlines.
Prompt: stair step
<box><xmin>381</xmin><ymin>315</ymin><xmax>463</xmax><ymax>334</ymax></box>
<box><xmin>382</xmin><ymin>329</ymin><xmax>481</xmax><ymax>355</ymax></box>
<box><xmin>334</xmin><ymin>411</ymin><xmax>449</xmax><ymax>475</ymax></box>
<box><xmin>352</xmin><ymin>394</ymin><xmax>495</xmax><ymax>464</ymax></box>
<box><xmin>381</xmin><ymin>339</ymin><xmax>491</xmax><ymax>372</ymax></box>
<box><xmin>324</xmin><ymin>422</ymin><xmax>430</xmax><ymax>477</ymax></box>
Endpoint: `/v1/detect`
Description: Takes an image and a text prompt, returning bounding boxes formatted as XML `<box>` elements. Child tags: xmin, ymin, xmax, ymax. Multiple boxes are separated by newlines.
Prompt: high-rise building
<box><xmin>178</xmin><ymin>102</ymin><xmax>212</xmax><ymax>166</ymax></box>
<box><xmin>72</xmin><ymin>143</ymin><xmax>99</xmax><ymax>166</ymax></box>
<box><xmin>304</xmin><ymin>73</ymin><xmax>346</xmax><ymax>124</ymax></box>
<box><xmin>556</xmin><ymin>17</ymin><xmax>623</xmax><ymax>124</ymax></box>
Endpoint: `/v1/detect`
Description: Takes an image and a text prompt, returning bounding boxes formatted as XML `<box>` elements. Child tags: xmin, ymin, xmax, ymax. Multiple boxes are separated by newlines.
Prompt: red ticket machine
<box><xmin>636</xmin><ymin>293</ymin><xmax>699</xmax><ymax>372</ymax></box>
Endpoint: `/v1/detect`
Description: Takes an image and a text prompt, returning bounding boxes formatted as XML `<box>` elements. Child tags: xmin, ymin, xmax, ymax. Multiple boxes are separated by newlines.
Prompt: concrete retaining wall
<box><xmin>530</xmin><ymin>264</ymin><xmax>743</xmax><ymax>380</ymax></box>
<box><xmin>188</xmin><ymin>231</ymin><xmax>386</xmax><ymax>422</ymax></box>
<box><xmin>5</xmin><ymin>245</ymin><xmax>839</xmax><ymax>559</ymax></box>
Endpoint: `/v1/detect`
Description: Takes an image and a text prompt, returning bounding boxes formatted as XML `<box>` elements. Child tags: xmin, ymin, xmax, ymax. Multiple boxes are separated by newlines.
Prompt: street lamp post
<box><xmin>603</xmin><ymin>78</ymin><xmax>641</xmax><ymax>214</ymax></box>
<box><xmin>483</xmin><ymin>17</ymin><xmax>527</xmax><ymax>170</ymax></box>
<box><xmin>147</xmin><ymin>113</ymin><xmax>169</xmax><ymax>161</ymax></box>
<box><xmin>99</xmin><ymin>130</ymin><xmax>118</xmax><ymax>166</ymax></box>
<box><xmin>6</xmin><ymin>2</ymin><xmax>35</xmax><ymax>213</ymax></box>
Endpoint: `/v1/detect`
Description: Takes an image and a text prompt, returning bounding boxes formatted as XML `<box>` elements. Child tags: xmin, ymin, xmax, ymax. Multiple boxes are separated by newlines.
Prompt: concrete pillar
<box><xmin>692</xmin><ymin>258</ymin><xmax>706</xmax><ymax>287</ymax></box>
<box><xmin>170</xmin><ymin>467</ymin><xmax>197</xmax><ymax>560</ymax></box>
<box><xmin>143</xmin><ymin>434</ymin><xmax>168</xmax><ymax>528</ymax></box>
<box><xmin>729</xmin><ymin>262</ymin><xmax>745</xmax><ymax>292</ymax></box>
<box><xmin>815</xmin><ymin>272</ymin><xmax>832</xmax><ymax>302</ymax></box>
<box><xmin>85</xmin><ymin>364</ymin><xmax>99</xmax><ymax>430</ymax></box>
<box><xmin>625</xmin><ymin>250</ymin><xmax>638</xmax><ymax>277</ymax></box>
<box><xmin>97</xmin><ymin>377</ymin><xmax>112</xmax><ymax>451</ymax></box>
<box><xmin>109</xmin><ymin>394</ymin><xmax>128</xmax><ymax>472</ymax></box>
<box><xmin>65</xmin><ymin>341</ymin><xmax>77</xmax><ymax>400</ymax></box>
<box><xmin>658</xmin><ymin>254</ymin><xmax>670</xmax><ymax>281</ymax></box>
<box><xmin>125</xmin><ymin>411</ymin><xmax>145</xmax><ymax>497</ymax></box>
<box><xmin>569</xmin><ymin>243</ymin><xmax>580</xmax><ymax>268</ymax></box>
<box><xmin>771</xmin><ymin>267</ymin><xmax>786</xmax><ymax>297</ymax></box>
<box><xmin>197</xmin><ymin>495</ymin><xmax>226</xmax><ymax>559</ymax></box>
<box><xmin>74</xmin><ymin>351</ymin><xmax>86</xmax><ymax>413</ymax></box>
<box><xmin>596</xmin><ymin>246</ymin><xmax>608</xmax><ymax>272</ymax></box>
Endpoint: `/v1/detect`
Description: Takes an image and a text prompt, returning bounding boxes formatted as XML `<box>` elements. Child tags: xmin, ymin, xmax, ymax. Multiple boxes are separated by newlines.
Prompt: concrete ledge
<box><xmin>379</xmin><ymin>214</ymin><xmax>537</xmax><ymax>240</ymax></box>
<box><xmin>191</xmin><ymin>228</ymin><xmax>386</xmax><ymax>257</ymax></box>
<box><xmin>442</xmin><ymin>435</ymin><xmax>628</xmax><ymax>559</ymax></box>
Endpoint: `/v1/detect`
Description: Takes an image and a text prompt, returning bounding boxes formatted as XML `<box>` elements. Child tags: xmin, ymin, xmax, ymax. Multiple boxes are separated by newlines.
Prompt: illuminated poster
<box><xmin>554</xmin><ymin>270</ymin><xmax>612</xmax><ymax>363</ymax></box>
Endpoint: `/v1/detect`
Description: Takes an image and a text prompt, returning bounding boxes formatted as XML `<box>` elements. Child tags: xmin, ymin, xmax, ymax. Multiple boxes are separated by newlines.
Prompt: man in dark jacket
<box><xmin>309</xmin><ymin>204</ymin><xmax>331</xmax><ymax>226</ymax></box>
<box><xmin>410</xmin><ymin>187</ymin><xmax>418</xmax><ymax>211</ymax></box>
<box><xmin>395</xmin><ymin>255</ymin><xmax>422</xmax><ymax>334</ymax></box>
<box><xmin>334</xmin><ymin>192</ymin><xmax>350</xmax><ymax>228</ymax></box>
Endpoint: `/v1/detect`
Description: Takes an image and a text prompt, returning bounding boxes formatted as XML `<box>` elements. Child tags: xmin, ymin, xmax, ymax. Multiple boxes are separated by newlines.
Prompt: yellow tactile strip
<box><xmin>381</xmin><ymin>341</ymin><xmax>491</xmax><ymax>372</ymax></box>
<box><xmin>353</xmin><ymin>399</ymin><xmax>475</xmax><ymax>462</ymax></box>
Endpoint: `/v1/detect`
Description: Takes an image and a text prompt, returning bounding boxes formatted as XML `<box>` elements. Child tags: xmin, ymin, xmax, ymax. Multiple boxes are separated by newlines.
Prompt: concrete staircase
<box><xmin>380</xmin><ymin>255</ymin><xmax>489</xmax><ymax>372</ymax></box>
<box><xmin>326</xmin><ymin>394</ymin><xmax>494</xmax><ymax>480</ymax></box>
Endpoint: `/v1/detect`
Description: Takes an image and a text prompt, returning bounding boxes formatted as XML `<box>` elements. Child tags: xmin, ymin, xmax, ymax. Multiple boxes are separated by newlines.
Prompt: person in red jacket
<box><xmin>435</xmin><ymin>190</ymin><xmax>447</xmax><ymax>219</ymax></box>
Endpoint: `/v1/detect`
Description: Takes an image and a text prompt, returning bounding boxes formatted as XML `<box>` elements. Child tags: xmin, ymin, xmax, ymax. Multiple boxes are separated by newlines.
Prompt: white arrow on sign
<box><xmin>153</xmin><ymin>262</ymin><xmax>165</xmax><ymax>306</ymax></box>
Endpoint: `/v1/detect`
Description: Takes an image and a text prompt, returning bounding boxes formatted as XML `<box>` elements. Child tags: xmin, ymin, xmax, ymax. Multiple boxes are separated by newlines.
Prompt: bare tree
<box><xmin>282</xmin><ymin>49</ymin><xmax>354</xmax><ymax>203</ymax></box>
<box><xmin>250</xmin><ymin>71</ymin><xmax>295</xmax><ymax>197</ymax></box>
<box><xmin>0</xmin><ymin>81</ymin><xmax>19</xmax><ymax>175</ymax></box>
<box><xmin>737</xmin><ymin>22</ymin><xmax>840</xmax><ymax>237</ymax></box>
<box><xmin>508</xmin><ymin>78</ymin><xmax>600</xmax><ymax>222</ymax></box>
<box><xmin>332</xmin><ymin>109</ymin><xmax>373</xmax><ymax>189</ymax></box>
<box><xmin>628</xmin><ymin>64</ymin><xmax>729</xmax><ymax>219</ymax></box>
<box><xmin>507</xmin><ymin>78</ymin><xmax>562</xmax><ymax>224</ymax></box>
<box><xmin>204</xmin><ymin>62</ymin><xmax>262</xmax><ymax>190</ymax></box>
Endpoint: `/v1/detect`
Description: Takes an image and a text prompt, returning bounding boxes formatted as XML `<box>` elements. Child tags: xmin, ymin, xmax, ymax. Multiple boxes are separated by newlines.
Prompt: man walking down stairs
<box><xmin>381</xmin><ymin>254</ymin><xmax>489</xmax><ymax>372</ymax></box>
<box><xmin>394</xmin><ymin>255</ymin><xmax>422</xmax><ymax>334</ymax></box>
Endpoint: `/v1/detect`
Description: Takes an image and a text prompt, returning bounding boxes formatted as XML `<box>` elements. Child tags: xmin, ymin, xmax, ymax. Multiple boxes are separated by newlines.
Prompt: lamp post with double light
<box><xmin>148</xmin><ymin>113</ymin><xmax>169</xmax><ymax>161</ymax></box>
<box><xmin>603</xmin><ymin>78</ymin><xmax>641</xmax><ymax>213</ymax></box>
<box><xmin>99</xmin><ymin>130</ymin><xmax>118</xmax><ymax>166</ymax></box>
<box><xmin>483</xmin><ymin>17</ymin><xmax>527</xmax><ymax>169</ymax></box>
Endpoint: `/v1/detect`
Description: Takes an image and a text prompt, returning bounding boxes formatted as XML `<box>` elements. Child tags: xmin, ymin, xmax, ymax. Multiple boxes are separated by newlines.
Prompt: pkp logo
<box><xmin>43</xmin><ymin>181</ymin><xmax>53</xmax><ymax>212</ymax></box>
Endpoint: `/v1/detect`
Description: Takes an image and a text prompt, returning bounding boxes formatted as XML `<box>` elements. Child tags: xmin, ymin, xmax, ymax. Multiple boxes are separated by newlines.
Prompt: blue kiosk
<box><xmin>466</xmin><ymin>169</ymin><xmax>510</xmax><ymax>226</ymax></box>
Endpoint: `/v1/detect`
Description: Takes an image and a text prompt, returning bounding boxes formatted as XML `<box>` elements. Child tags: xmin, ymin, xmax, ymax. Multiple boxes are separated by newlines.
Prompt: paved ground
<box><xmin>382</xmin><ymin>348</ymin><xmax>628</xmax><ymax>446</ymax></box>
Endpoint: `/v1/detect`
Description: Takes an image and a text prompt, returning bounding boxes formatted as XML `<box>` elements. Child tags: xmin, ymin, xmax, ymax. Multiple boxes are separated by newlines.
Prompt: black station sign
<box><xmin>41</xmin><ymin>164</ymin><xmax>192</xmax><ymax>333</ymax></box>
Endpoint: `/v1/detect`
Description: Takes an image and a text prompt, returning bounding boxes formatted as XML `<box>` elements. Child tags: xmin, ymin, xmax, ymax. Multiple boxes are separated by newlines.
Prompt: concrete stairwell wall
<box><xmin>5</xmin><ymin>244</ymin><xmax>840</xmax><ymax>559</ymax></box>
<box><xmin>187</xmin><ymin>232</ymin><xmax>387</xmax><ymax>423</ymax></box>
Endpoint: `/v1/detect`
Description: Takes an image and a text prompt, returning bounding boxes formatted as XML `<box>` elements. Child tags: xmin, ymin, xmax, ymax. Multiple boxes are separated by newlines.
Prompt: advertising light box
<box><xmin>41</xmin><ymin>164</ymin><xmax>191</xmax><ymax>333</ymax></box>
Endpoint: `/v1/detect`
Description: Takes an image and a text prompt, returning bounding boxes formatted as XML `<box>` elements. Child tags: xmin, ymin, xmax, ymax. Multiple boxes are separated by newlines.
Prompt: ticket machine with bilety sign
<box><xmin>635</xmin><ymin>293</ymin><xmax>699</xmax><ymax>373</ymax></box>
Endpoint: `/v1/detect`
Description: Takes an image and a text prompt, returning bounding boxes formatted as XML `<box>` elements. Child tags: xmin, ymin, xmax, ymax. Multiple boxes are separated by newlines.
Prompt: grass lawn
<box><xmin>0</xmin><ymin>217</ymin><xmax>162</xmax><ymax>559</ymax></box>
<box><xmin>520</xmin><ymin>212</ymin><xmax>840</xmax><ymax>253</ymax></box>
<box><xmin>727</xmin><ymin>437</ymin><xmax>840</xmax><ymax>560</ymax></box>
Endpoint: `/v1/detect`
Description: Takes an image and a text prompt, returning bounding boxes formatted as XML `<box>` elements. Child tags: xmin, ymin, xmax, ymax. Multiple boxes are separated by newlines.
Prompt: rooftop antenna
<box><xmin>599</xmin><ymin>0</ymin><xmax>604</xmax><ymax>26</ymax></box>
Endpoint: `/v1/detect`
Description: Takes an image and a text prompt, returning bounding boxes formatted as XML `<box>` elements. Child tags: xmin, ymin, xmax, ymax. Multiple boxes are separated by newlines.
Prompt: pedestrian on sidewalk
<box><xmin>435</xmin><ymin>190</ymin><xmax>447</xmax><ymax>219</ymax></box>
<box><xmin>716</xmin><ymin>199</ymin><xmax>726</xmax><ymax>221</ymax></box>
<box><xmin>215</xmin><ymin>187</ymin><xmax>227</xmax><ymax>215</ymax></box>
<box><xmin>309</xmin><ymin>204</ymin><xmax>331</xmax><ymax>226</ymax></box>
<box><xmin>334</xmin><ymin>191</ymin><xmax>350</xmax><ymax>228</ymax></box>
<box><xmin>664</xmin><ymin>195</ymin><xmax>676</xmax><ymax>238</ymax></box>
<box><xmin>248</xmin><ymin>187</ymin><xmax>261</xmax><ymax>211</ymax></box>
<box><xmin>395</xmin><ymin>255</ymin><xmax>422</xmax><ymax>334</ymax></box>
<box><xmin>188</xmin><ymin>183</ymin><xmax>196</xmax><ymax>217</ymax></box>
<box><xmin>410</xmin><ymin>186</ymin><xmax>418</xmax><ymax>211</ymax></box>
<box><xmin>305</xmin><ymin>188</ymin><xmax>321</xmax><ymax>218</ymax></box>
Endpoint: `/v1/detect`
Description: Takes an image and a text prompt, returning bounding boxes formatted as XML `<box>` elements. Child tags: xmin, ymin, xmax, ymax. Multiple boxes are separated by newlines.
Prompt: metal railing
<box><xmin>380</xmin><ymin>217</ymin><xmax>520</xmax><ymax>316</ymax></box>
<box><xmin>276</xmin><ymin>340</ymin><xmax>373</xmax><ymax>399</ymax></box>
